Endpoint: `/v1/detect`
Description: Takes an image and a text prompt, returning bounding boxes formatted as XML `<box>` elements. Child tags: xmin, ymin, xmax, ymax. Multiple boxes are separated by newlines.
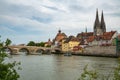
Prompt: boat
<box><xmin>64</xmin><ymin>52</ymin><xmax>72</xmax><ymax>56</ymax></box>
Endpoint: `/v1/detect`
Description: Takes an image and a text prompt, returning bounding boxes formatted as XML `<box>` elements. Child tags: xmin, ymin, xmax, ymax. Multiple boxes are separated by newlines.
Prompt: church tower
<box><xmin>100</xmin><ymin>11</ymin><xmax>106</xmax><ymax>33</ymax></box>
<box><xmin>94</xmin><ymin>9</ymin><xmax>106</xmax><ymax>35</ymax></box>
<box><xmin>94</xmin><ymin>9</ymin><xmax>101</xmax><ymax>35</ymax></box>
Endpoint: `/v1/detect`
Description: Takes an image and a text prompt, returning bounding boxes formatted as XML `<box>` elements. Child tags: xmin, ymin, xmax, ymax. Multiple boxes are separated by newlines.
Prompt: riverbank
<box><xmin>63</xmin><ymin>46</ymin><xmax>119</xmax><ymax>58</ymax></box>
<box><xmin>72</xmin><ymin>52</ymin><xmax>118</xmax><ymax>58</ymax></box>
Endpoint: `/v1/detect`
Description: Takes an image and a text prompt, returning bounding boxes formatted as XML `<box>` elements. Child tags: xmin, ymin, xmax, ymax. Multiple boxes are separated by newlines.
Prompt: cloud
<box><xmin>0</xmin><ymin>0</ymin><xmax>120</xmax><ymax>44</ymax></box>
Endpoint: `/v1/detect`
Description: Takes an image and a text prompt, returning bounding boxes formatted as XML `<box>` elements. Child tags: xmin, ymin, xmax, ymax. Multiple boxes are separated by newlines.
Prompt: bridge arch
<box><xmin>19</xmin><ymin>48</ymin><xmax>30</xmax><ymax>55</ymax></box>
<box><xmin>54</xmin><ymin>49</ymin><xmax>62</xmax><ymax>53</ymax></box>
<box><xmin>35</xmin><ymin>49</ymin><xmax>44</xmax><ymax>54</ymax></box>
<box><xmin>44</xmin><ymin>49</ymin><xmax>51</xmax><ymax>54</ymax></box>
<box><xmin>3</xmin><ymin>47</ymin><xmax>13</xmax><ymax>55</ymax></box>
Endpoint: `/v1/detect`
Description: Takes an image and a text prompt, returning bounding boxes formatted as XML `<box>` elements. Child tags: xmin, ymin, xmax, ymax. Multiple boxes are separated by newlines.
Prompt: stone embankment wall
<box><xmin>83</xmin><ymin>46</ymin><xmax>117</xmax><ymax>57</ymax></box>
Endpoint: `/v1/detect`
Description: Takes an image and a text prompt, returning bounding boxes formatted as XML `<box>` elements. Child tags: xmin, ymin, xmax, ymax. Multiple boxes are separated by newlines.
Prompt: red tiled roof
<box><xmin>64</xmin><ymin>36</ymin><xmax>80</xmax><ymax>43</ymax></box>
<box><xmin>87</xmin><ymin>31</ymin><xmax>116</xmax><ymax>42</ymax></box>
<box><xmin>55</xmin><ymin>32</ymin><xmax>67</xmax><ymax>42</ymax></box>
<box><xmin>102</xmin><ymin>31</ymin><xmax>116</xmax><ymax>40</ymax></box>
<box><xmin>70</xmin><ymin>37</ymin><xmax>80</xmax><ymax>42</ymax></box>
<box><xmin>87</xmin><ymin>36</ymin><xmax>95</xmax><ymax>42</ymax></box>
<box><xmin>73</xmin><ymin>46</ymin><xmax>82</xmax><ymax>51</ymax></box>
<box><xmin>77</xmin><ymin>32</ymin><xmax>93</xmax><ymax>38</ymax></box>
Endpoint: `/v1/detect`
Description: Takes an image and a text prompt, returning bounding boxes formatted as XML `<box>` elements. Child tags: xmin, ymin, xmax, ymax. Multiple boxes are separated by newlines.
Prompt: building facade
<box><xmin>62</xmin><ymin>36</ymin><xmax>80</xmax><ymax>52</ymax></box>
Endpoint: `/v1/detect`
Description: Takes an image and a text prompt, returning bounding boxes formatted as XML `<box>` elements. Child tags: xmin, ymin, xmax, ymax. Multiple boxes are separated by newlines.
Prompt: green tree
<box><xmin>5</xmin><ymin>38</ymin><xmax>12</xmax><ymax>47</ymax></box>
<box><xmin>39</xmin><ymin>42</ymin><xmax>45</xmax><ymax>47</ymax></box>
<box><xmin>36</xmin><ymin>43</ymin><xmax>41</xmax><ymax>47</ymax></box>
<box><xmin>36</xmin><ymin>42</ymin><xmax>45</xmax><ymax>47</ymax></box>
<box><xmin>0</xmin><ymin>37</ymin><xmax>20</xmax><ymax>80</ymax></box>
<box><xmin>27</xmin><ymin>41</ymin><xmax>36</xmax><ymax>46</ymax></box>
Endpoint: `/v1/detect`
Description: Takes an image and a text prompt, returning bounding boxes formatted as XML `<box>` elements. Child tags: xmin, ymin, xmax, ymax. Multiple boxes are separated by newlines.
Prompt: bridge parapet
<box><xmin>7</xmin><ymin>46</ymin><xmax>61</xmax><ymax>55</ymax></box>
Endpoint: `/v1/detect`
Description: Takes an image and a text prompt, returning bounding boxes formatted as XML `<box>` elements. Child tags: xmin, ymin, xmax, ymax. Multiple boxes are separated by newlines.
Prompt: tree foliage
<box><xmin>36</xmin><ymin>42</ymin><xmax>45</xmax><ymax>47</ymax></box>
<box><xmin>27</xmin><ymin>41</ymin><xmax>45</xmax><ymax>47</ymax></box>
<box><xmin>37</xmin><ymin>42</ymin><xmax>45</xmax><ymax>47</ymax></box>
<box><xmin>27</xmin><ymin>41</ymin><xmax>36</xmax><ymax>46</ymax></box>
<box><xmin>0</xmin><ymin>37</ymin><xmax>20</xmax><ymax>80</ymax></box>
<box><xmin>5</xmin><ymin>38</ymin><xmax>12</xmax><ymax>47</ymax></box>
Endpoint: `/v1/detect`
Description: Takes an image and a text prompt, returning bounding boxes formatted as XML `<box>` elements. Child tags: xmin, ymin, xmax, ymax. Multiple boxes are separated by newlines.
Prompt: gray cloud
<box><xmin>0</xmin><ymin>0</ymin><xmax>120</xmax><ymax>44</ymax></box>
<box><xmin>0</xmin><ymin>0</ymin><xmax>53</xmax><ymax>23</ymax></box>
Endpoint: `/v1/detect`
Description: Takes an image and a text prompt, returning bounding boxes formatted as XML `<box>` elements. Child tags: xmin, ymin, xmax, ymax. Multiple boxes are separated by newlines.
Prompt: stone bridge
<box><xmin>4</xmin><ymin>45</ymin><xmax>61</xmax><ymax>55</ymax></box>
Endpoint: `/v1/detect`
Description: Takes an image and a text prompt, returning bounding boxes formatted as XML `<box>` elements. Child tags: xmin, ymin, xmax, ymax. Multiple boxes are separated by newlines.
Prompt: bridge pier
<box><xmin>7</xmin><ymin>46</ymin><xmax>61</xmax><ymax>55</ymax></box>
<box><xmin>11</xmin><ymin>48</ymin><xmax>20</xmax><ymax>55</ymax></box>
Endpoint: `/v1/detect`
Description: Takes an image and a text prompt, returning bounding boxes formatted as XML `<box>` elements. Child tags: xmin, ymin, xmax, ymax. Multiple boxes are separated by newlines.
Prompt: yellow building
<box><xmin>68</xmin><ymin>41</ymin><xmax>80</xmax><ymax>51</ymax></box>
<box><xmin>62</xmin><ymin>36</ymin><xmax>80</xmax><ymax>52</ymax></box>
<box><xmin>62</xmin><ymin>41</ymin><xmax>69</xmax><ymax>52</ymax></box>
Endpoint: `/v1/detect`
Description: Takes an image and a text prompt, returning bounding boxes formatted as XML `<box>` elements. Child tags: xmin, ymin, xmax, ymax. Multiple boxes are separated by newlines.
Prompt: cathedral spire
<box><xmin>94</xmin><ymin>8</ymin><xmax>100</xmax><ymax>35</ymax></box>
<box><xmin>101</xmin><ymin>10</ymin><xmax>106</xmax><ymax>32</ymax></box>
<box><xmin>96</xmin><ymin>9</ymin><xmax>99</xmax><ymax>22</ymax></box>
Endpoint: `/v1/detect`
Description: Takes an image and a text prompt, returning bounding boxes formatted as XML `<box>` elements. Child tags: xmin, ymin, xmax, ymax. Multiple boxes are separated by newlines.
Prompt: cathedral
<box><xmin>94</xmin><ymin>9</ymin><xmax>106</xmax><ymax>35</ymax></box>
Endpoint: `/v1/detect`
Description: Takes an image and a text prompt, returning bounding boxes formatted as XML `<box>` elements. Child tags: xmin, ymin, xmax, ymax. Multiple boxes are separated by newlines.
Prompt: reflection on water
<box><xmin>8</xmin><ymin>54</ymin><xmax>118</xmax><ymax>80</ymax></box>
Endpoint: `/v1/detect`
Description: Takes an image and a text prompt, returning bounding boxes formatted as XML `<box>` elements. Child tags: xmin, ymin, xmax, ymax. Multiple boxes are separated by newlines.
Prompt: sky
<box><xmin>0</xmin><ymin>0</ymin><xmax>120</xmax><ymax>44</ymax></box>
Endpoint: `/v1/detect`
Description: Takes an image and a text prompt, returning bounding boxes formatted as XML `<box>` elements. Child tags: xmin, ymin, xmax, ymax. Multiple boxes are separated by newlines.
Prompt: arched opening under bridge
<box><xmin>19</xmin><ymin>48</ymin><xmax>30</xmax><ymax>55</ymax></box>
<box><xmin>44</xmin><ymin>49</ymin><xmax>51</xmax><ymax>54</ymax></box>
<box><xmin>35</xmin><ymin>49</ymin><xmax>44</xmax><ymax>54</ymax></box>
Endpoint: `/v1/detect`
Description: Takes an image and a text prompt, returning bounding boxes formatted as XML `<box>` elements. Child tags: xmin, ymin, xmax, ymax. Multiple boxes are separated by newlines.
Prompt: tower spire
<box><xmin>85</xmin><ymin>27</ymin><xmax>87</xmax><ymax>33</ymax></box>
<box><xmin>96</xmin><ymin>8</ymin><xmax>99</xmax><ymax>22</ymax></box>
<box><xmin>58</xmin><ymin>28</ymin><xmax>61</xmax><ymax>33</ymax></box>
<box><xmin>94</xmin><ymin>8</ymin><xmax>100</xmax><ymax>35</ymax></box>
<box><xmin>101</xmin><ymin>10</ymin><xmax>106</xmax><ymax>32</ymax></box>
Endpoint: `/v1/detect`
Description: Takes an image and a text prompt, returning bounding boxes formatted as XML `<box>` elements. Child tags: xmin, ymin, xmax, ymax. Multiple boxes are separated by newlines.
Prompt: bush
<box><xmin>0</xmin><ymin>37</ymin><xmax>21</xmax><ymax>80</ymax></box>
<box><xmin>78</xmin><ymin>65</ymin><xmax>98</xmax><ymax>80</ymax></box>
<box><xmin>79</xmin><ymin>60</ymin><xmax>120</xmax><ymax>80</ymax></box>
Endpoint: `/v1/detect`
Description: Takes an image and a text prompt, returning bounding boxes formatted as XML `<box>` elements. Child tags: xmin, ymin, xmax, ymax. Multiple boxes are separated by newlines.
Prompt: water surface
<box><xmin>9</xmin><ymin>54</ymin><xmax>118</xmax><ymax>80</ymax></box>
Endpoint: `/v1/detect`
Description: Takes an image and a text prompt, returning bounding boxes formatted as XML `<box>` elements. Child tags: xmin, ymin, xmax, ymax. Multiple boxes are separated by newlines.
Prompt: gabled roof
<box><xmin>54</xmin><ymin>30</ymin><xmax>67</xmax><ymax>43</ymax></box>
<box><xmin>102</xmin><ymin>31</ymin><xmax>116</xmax><ymax>40</ymax></box>
<box><xmin>77</xmin><ymin>32</ymin><xmax>93</xmax><ymax>38</ymax></box>
<box><xmin>87</xmin><ymin>36</ymin><xmax>95</xmax><ymax>42</ymax></box>
<box><xmin>64</xmin><ymin>36</ymin><xmax>80</xmax><ymax>43</ymax></box>
<box><xmin>87</xmin><ymin>31</ymin><xmax>117</xmax><ymax>42</ymax></box>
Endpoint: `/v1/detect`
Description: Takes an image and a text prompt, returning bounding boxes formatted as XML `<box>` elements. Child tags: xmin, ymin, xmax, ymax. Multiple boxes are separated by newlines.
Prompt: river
<box><xmin>8</xmin><ymin>54</ymin><xmax>118</xmax><ymax>80</ymax></box>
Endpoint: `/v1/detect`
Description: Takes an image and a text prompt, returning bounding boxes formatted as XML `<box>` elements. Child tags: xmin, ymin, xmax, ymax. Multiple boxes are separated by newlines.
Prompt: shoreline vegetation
<box><xmin>78</xmin><ymin>58</ymin><xmax>120</xmax><ymax>80</ymax></box>
<box><xmin>0</xmin><ymin>37</ymin><xmax>21</xmax><ymax>80</ymax></box>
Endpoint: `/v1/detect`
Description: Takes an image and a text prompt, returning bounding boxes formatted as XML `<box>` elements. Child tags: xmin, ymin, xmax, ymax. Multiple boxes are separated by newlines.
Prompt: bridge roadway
<box><xmin>6</xmin><ymin>45</ymin><xmax>61</xmax><ymax>55</ymax></box>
